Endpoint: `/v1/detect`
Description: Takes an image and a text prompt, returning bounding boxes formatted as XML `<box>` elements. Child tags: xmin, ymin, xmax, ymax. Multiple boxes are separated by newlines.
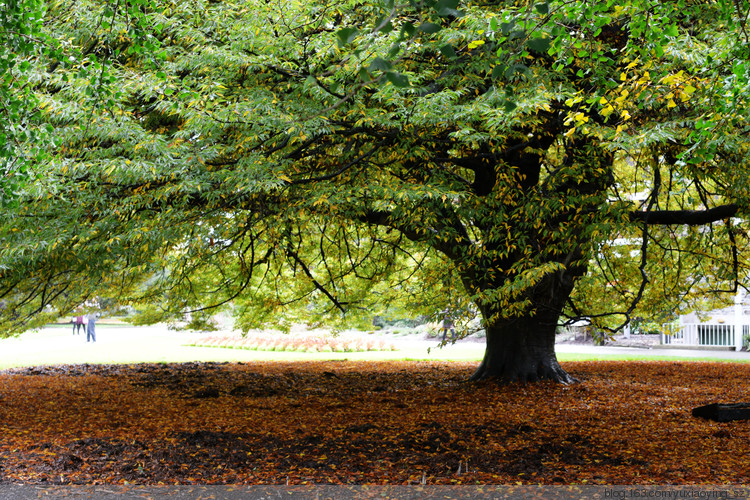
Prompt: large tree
<box><xmin>2</xmin><ymin>0</ymin><xmax>750</xmax><ymax>382</ymax></box>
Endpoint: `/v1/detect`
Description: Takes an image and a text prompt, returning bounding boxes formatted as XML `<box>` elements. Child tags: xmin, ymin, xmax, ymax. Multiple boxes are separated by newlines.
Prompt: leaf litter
<box><xmin>0</xmin><ymin>360</ymin><xmax>749</xmax><ymax>485</ymax></box>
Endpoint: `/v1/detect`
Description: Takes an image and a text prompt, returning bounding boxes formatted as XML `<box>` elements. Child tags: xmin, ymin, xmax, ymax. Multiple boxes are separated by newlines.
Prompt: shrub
<box><xmin>190</xmin><ymin>334</ymin><xmax>396</xmax><ymax>353</ymax></box>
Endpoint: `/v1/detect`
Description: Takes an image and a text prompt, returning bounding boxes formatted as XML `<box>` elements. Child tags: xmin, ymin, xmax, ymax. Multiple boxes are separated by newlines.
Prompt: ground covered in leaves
<box><xmin>1</xmin><ymin>360</ymin><xmax>749</xmax><ymax>485</ymax></box>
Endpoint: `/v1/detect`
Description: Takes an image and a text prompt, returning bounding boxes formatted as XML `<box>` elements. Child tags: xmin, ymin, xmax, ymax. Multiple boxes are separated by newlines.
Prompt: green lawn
<box><xmin>0</xmin><ymin>324</ymin><xmax>485</xmax><ymax>370</ymax></box>
<box><xmin>0</xmin><ymin>324</ymin><xmax>747</xmax><ymax>370</ymax></box>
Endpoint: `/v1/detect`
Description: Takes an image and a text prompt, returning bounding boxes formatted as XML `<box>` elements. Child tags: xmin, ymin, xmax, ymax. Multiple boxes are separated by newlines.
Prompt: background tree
<box><xmin>1</xmin><ymin>0</ymin><xmax>749</xmax><ymax>383</ymax></box>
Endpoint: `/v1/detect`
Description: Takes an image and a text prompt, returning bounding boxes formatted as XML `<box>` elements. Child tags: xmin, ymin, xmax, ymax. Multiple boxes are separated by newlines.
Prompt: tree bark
<box><xmin>628</xmin><ymin>204</ymin><xmax>739</xmax><ymax>225</ymax></box>
<box><xmin>471</xmin><ymin>313</ymin><xmax>577</xmax><ymax>383</ymax></box>
<box><xmin>471</xmin><ymin>276</ymin><xmax>578</xmax><ymax>384</ymax></box>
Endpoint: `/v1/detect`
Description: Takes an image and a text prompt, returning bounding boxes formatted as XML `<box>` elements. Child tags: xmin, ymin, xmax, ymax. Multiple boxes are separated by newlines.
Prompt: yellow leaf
<box><xmin>662</xmin><ymin>70</ymin><xmax>685</xmax><ymax>85</ymax></box>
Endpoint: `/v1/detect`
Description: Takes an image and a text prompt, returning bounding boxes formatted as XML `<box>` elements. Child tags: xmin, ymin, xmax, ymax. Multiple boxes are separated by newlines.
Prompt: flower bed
<box><xmin>189</xmin><ymin>334</ymin><xmax>396</xmax><ymax>353</ymax></box>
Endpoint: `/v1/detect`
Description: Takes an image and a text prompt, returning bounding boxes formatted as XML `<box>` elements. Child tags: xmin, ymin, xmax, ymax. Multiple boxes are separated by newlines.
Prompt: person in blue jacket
<box><xmin>86</xmin><ymin>314</ymin><xmax>97</xmax><ymax>342</ymax></box>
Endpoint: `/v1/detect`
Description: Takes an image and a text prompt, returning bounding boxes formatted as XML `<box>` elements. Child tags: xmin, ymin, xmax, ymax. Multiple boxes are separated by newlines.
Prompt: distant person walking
<box><xmin>73</xmin><ymin>316</ymin><xmax>86</xmax><ymax>335</ymax></box>
<box><xmin>86</xmin><ymin>314</ymin><xmax>97</xmax><ymax>342</ymax></box>
<box><xmin>441</xmin><ymin>311</ymin><xmax>455</xmax><ymax>342</ymax></box>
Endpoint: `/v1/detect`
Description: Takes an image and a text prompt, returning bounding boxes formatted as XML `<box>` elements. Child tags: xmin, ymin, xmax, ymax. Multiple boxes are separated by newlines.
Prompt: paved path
<box><xmin>555</xmin><ymin>343</ymin><xmax>750</xmax><ymax>360</ymax></box>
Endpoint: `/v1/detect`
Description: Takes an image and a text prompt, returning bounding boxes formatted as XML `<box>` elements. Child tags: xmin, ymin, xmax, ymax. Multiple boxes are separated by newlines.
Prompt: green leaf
<box><xmin>491</xmin><ymin>64</ymin><xmax>506</xmax><ymax>79</ymax></box>
<box><xmin>435</xmin><ymin>0</ymin><xmax>461</xmax><ymax>17</ymax></box>
<box><xmin>369</xmin><ymin>57</ymin><xmax>393</xmax><ymax>72</ymax></box>
<box><xmin>527</xmin><ymin>37</ymin><xmax>551</xmax><ymax>54</ymax></box>
<box><xmin>439</xmin><ymin>45</ymin><xmax>457</xmax><ymax>59</ymax></box>
<box><xmin>374</xmin><ymin>17</ymin><xmax>394</xmax><ymax>33</ymax></box>
<box><xmin>535</xmin><ymin>2</ymin><xmax>549</xmax><ymax>15</ymax></box>
<box><xmin>402</xmin><ymin>22</ymin><xmax>416</xmax><ymax>38</ymax></box>
<box><xmin>336</xmin><ymin>27</ymin><xmax>359</xmax><ymax>47</ymax></box>
<box><xmin>358</xmin><ymin>68</ymin><xmax>372</xmax><ymax>82</ymax></box>
<box><xmin>500</xmin><ymin>21</ymin><xmax>515</xmax><ymax>35</ymax></box>
<box><xmin>510</xmin><ymin>63</ymin><xmax>528</xmax><ymax>76</ymax></box>
<box><xmin>418</xmin><ymin>22</ymin><xmax>442</xmax><ymax>34</ymax></box>
<box><xmin>385</xmin><ymin>71</ymin><xmax>410</xmax><ymax>87</ymax></box>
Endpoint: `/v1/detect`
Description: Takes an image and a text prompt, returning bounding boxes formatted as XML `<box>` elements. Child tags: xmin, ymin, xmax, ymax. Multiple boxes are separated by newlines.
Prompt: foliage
<box><xmin>0</xmin><ymin>0</ymin><xmax>46</xmax><ymax>206</ymax></box>
<box><xmin>2</xmin><ymin>360</ymin><xmax>750</xmax><ymax>484</ymax></box>
<box><xmin>1</xmin><ymin>0</ymin><xmax>750</xmax><ymax>380</ymax></box>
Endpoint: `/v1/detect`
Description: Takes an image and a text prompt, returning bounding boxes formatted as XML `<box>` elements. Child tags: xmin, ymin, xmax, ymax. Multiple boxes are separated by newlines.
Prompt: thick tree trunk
<box><xmin>470</xmin><ymin>312</ymin><xmax>577</xmax><ymax>383</ymax></box>
<box><xmin>470</xmin><ymin>276</ymin><xmax>578</xmax><ymax>384</ymax></box>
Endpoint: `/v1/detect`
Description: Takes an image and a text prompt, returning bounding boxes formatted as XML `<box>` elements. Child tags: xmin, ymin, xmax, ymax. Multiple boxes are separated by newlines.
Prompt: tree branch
<box><xmin>285</xmin><ymin>246</ymin><xmax>347</xmax><ymax>314</ymax></box>
<box><xmin>629</xmin><ymin>204</ymin><xmax>739</xmax><ymax>225</ymax></box>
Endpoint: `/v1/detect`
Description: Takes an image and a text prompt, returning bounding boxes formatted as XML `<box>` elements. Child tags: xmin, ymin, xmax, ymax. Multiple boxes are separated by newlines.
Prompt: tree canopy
<box><xmin>1</xmin><ymin>0</ymin><xmax>749</xmax><ymax>382</ymax></box>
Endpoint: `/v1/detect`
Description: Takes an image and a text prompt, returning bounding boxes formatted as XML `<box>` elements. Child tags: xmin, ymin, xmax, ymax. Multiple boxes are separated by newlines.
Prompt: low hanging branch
<box><xmin>578</xmin><ymin>204</ymin><xmax>743</xmax><ymax>333</ymax></box>
<box><xmin>629</xmin><ymin>204</ymin><xmax>739</xmax><ymax>226</ymax></box>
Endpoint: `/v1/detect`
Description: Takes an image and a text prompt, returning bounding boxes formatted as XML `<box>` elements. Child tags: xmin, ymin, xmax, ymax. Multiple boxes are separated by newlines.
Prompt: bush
<box><xmin>372</xmin><ymin>316</ymin><xmax>428</xmax><ymax>329</ymax></box>
<box><xmin>188</xmin><ymin>334</ymin><xmax>397</xmax><ymax>353</ymax></box>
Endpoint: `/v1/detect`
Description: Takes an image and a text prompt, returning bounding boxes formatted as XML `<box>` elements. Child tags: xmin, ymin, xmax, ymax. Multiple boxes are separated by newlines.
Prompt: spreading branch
<box><xmin>629</xmin><ymin>204</ymin><xmax>740</xmax><ymax>225</ymax></box>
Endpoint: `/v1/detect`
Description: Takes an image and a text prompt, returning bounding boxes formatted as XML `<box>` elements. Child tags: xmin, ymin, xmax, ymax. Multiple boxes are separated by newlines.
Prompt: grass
<box><xmin>0</xmin><ymin>325</ymin><xmax>485</xmax><ymax>370</ymax></box>
<box><xmin>0</xmin><ymin>323</ymin><xmax>747</xmax><ymax>370</ymax></box>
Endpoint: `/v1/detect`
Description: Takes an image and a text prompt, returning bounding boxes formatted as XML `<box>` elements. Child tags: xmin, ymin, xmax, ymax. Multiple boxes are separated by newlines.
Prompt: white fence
<box><xmin>661</xmin><ymin>323</ymin><xmax>749</xmax><ymax>349</ymax></box>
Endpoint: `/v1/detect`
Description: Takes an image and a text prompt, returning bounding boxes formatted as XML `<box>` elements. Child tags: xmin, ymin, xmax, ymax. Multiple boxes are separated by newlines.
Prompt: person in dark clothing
<box><xmin>441</xmin><ymin>312</ymin><xmax>455</xmax><ymax>342</ymax></box>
